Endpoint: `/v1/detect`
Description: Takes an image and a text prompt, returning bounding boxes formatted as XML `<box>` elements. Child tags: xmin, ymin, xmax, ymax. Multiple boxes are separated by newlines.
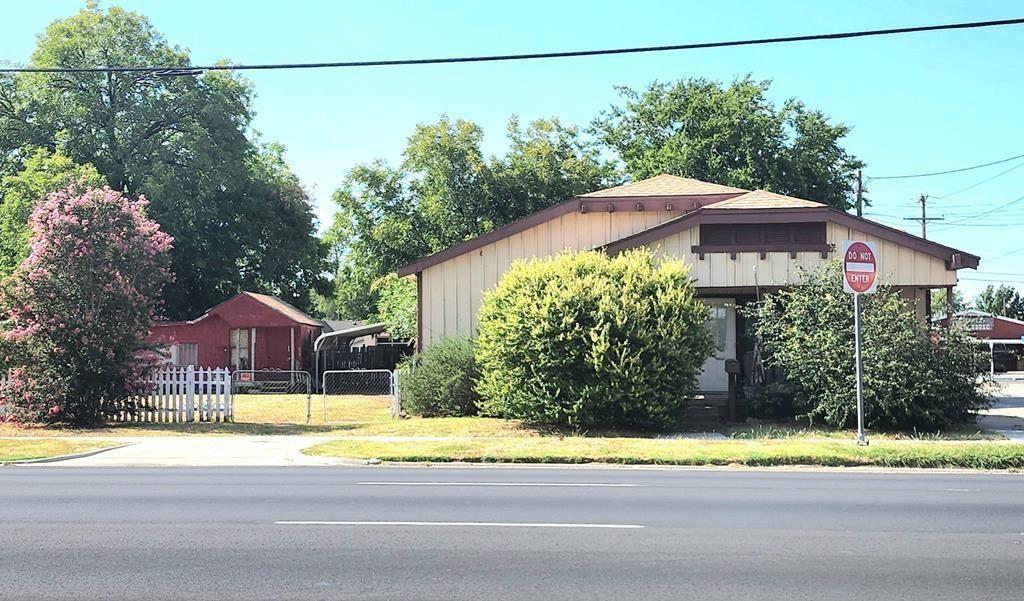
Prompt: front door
<box><xmin>230</xmin><ymin>328</ymin><xmax>250</xmax><ymax>371</ymax></box>
<box><xmin>696</xmin><ymin>298</ymin><xmax>736</xmax><ymax>393</ymax></box>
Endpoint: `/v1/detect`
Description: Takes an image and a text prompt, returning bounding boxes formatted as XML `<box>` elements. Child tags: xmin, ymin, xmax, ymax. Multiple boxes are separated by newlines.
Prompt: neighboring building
<box><xmin>940</xmin><ymin>309</ymin><xmax>1024</xmax><ymax>372</ymax></box>
<box><xmin>398</xmin><ymin>174</ymin><xmax>980</xmax><ymax>394</ymax></box>
<box><xmin>149</xmin><ymin>292</ymin><xmax>323</xmax><ymax>372</ymax></box>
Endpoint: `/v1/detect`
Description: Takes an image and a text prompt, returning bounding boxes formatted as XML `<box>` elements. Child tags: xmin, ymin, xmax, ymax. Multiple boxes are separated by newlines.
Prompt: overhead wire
<box><xmin>1</xmin><ymin>17</ymin><xmax>1023</xmax><ymax>75</ymax></box>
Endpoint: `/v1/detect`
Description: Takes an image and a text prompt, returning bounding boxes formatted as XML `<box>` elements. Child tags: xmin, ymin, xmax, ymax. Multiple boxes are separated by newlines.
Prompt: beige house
<box><xmin>398</xmin><ymin>174</ymin><xmax>979</xmax><ymax>393</ymax></box>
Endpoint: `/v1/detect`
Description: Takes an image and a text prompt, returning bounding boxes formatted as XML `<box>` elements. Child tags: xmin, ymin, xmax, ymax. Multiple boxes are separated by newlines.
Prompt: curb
<box><xmin>1</xmin><ymin>442</ymin><xmax>135</xmax><ymax>465</ymax></box>
<box><xmin>309</xmin><ymin>457</ymin><xmax>1024</xmax><ymax>475</ymax></box>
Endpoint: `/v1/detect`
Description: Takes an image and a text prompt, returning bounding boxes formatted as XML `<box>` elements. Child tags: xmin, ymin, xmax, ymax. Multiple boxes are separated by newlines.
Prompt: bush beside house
<box><xmin>474</xmin><ymin>250</ymin><xmax>714</xmax><ymax>431</ymax></box>
<box><xmin>749</xmin><ymin>261</ymin><xmax>990</xmax><ymax>431</ymax></box>
<box><xmin>399</xmin><ymin>336</ymin><xmax>480</xmax><ymax>417</ymax></box>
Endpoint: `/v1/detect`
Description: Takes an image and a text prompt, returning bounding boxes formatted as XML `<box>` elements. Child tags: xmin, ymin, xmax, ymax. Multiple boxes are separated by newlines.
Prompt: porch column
<box><xmin>290</xmin><ymin>327</ymin><xmax>296</xmax><ymax>371</ymax></box>
<box><xmin>946</xmin><ymin>285</ymin><xmax>954</xmax><ymax>326</ymax></box>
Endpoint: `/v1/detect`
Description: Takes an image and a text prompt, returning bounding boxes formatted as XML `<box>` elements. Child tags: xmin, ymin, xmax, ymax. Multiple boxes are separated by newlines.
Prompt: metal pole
<box><xmin>854</xmin><ymin>293</ymin><xmax>868</xmax><ymax>445</ymax></box>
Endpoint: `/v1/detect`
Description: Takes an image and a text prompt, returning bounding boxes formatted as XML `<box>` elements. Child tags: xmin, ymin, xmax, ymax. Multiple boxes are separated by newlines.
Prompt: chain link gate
<box><xmin>321</xmin><ymin>369</ymin><xmax>396</xmax><ymax>424</ymax></box>
<box><xmin>231</xmin><ymin>370</ymin><xmax>312</xmax><ymax>424</ymax></box>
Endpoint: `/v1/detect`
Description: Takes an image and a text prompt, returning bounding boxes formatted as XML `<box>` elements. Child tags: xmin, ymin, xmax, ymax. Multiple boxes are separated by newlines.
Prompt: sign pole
<box><xmin>853</xmin><ymin>292</ymin><xmax>867</xmax><ymax>446</ymax></box>
<box><xmin>843</xmin><ymin>240</ymin><xmax>876</xmax><ymax>447</ymax></box>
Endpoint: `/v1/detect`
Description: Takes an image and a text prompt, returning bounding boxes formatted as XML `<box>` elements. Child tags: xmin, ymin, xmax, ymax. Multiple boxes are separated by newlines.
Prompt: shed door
<box><xmin>696</xmin><ymin>298</ymin><xmax>736</xmax><ymax>393</ymax></box>
<box><xmin>230</xmin><ymin>329</ymin><xmax>250</xmax><ymax>371</ymax></box>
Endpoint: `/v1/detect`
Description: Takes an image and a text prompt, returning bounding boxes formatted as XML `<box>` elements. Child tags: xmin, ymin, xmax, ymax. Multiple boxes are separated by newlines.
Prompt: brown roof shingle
<box><xmin>704</xmin><ymin>189</ymin><xmax>825</xmax><ymax>209</ymax></box>
<box><xmin>580</xmin><ymin>174</ymin><xmax>748</xmax><ymax>198</ymax></box>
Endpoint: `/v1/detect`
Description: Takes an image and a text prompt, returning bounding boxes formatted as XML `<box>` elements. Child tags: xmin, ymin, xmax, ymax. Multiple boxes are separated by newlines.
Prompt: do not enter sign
<box><xmin>842</xmin><ymin>240</ymin><xmax>878</xmax><ymax>294</ymax></box>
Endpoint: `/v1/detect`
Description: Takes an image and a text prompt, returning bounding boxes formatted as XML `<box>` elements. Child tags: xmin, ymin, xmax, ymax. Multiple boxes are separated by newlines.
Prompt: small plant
<box><xmin>399</xmin><ymin>337</ymin><xmax>480</xmax><ymax>418</ymax></box>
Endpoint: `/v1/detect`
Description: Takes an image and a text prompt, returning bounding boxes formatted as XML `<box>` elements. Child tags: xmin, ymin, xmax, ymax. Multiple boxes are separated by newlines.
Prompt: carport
<box><xmin>313</xmin><ymin>322</ymin><xmax>390</xmax><ymax>389</ymax></box>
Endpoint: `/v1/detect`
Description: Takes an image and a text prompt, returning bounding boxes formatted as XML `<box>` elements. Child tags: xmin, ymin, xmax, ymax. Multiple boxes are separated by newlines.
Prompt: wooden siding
<box><xmin>418</xmin><ymin>213</ymin><xmax>959</xmax><ymax>346</ymax></box>
<box><xmin>419</xmin><ymin>210</ymin><xmax>680</xmax><ymax>346</ymax></box>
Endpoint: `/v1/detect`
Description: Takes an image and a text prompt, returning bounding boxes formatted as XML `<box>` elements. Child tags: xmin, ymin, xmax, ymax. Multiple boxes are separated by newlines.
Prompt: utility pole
<box><xmin>855</xmin><ymin>169</ymin><xmax>863</xmax><ymax>217</ymax></box>
<box><xmin>903</xmin><ymin>194</ymin><xmax>944</xmax><ymax>239</ymax></box>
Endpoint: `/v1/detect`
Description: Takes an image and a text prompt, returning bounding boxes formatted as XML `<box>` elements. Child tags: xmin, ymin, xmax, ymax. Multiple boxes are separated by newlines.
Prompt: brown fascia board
<box><xmin>395</xmin><ymin>192</ymin><xmax>743</xmax><ymax>276</ymax></box>
<box><xmin>605</xmin><ymin>207</ymin><xmax>981</xmax><ymax>270</ymax></box>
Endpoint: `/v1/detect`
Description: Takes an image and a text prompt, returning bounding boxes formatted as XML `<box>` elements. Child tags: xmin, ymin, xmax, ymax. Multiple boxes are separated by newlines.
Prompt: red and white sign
<box><xmin>842</xmin><ymin>240</ymin><xmax>878</xmax><ymax>294</ymax></box>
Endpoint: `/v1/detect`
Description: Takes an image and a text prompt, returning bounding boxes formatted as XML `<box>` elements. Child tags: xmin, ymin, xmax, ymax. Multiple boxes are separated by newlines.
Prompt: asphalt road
<box><xmin>1</xmin><ymin>467</ymin><xmax>1022</xmax><ymax>600</ymax></box>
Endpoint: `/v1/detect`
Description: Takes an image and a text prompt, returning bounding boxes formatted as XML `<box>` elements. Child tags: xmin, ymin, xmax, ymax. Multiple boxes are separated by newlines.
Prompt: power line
<box><xmin>1</xmin><ymin>17</ymin><xmax>1023</xmax><ymax>75</ymax></box>
<box><xmin>986</xmin><ymin>243</ymin><xmax>1024</xmax><ymax>262</ymax></box>
<box><xmin>932</xmin><ymin>194</ymin><xmax>1024</xmax><ymax>228</ymax></box>
<box><xmin>934</xmin><ymin>159</ymin><xmax>1024</xmax><ymax>199</ymax></box>
<box><xmin>870</xmin><ymin>151</ymin><xmax>1024</xmax><ymax>180</ymax></box>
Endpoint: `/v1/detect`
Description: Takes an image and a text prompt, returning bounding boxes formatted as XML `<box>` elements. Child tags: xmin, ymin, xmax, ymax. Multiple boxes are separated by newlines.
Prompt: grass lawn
<box><xmin>304</xmin><ymin>437</ymin><xmax>1024</xmax><ymax>470</ymax></box>
<box><xmin>0</xmin><ymin>439</ymin><xmax>117</xmax><ymax>462</ymax></box>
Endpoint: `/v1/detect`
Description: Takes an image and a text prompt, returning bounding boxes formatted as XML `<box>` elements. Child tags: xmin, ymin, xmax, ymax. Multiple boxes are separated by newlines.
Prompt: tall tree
<box><xmin>593</xmin><ymin>77</ymin><xmax>864</xmax><ymax>210</ymax></box>
<box><xmin>974</xmin><ymin>285</ymin><xmax>1024</xmax><ymax>319</ymax></box>
<box><xmin>322</xmin><ymin>116</ymin><xmax>619</xmax><ymax>320</ymax></box>
<box><xmin>0</xmin><ymin>4</ymin><xmax>324</xmax><ymax>318</ymax></box>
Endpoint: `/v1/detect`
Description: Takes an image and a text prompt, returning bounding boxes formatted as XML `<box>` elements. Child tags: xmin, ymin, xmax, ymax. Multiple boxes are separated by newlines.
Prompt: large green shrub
<box><xmin>475</xmin><ymin>249</ymin><xmax>715</xmax><ymax>431</ymax></box>
<box><xmin>750</xmin><ymin>261</ymin><xmax>990</xmax><ymax>431</ymax></box>
<box><xmin>399</xmin><ymin>337</ymin><xmax>480</xmax><ymax>417</ymax></box>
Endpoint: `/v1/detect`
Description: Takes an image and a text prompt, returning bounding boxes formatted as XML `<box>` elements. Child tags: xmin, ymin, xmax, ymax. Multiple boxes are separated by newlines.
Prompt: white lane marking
<box><xmin>356</xmin><ymin>481</ymin><xmax>639</xmax><ymax>488</ymax></box>
<box><xmin>275</xmin><ymin>521</ymin><xmax>644</xmax><ymax>529</ymax></box>
<box><xmin>945</xmin><ymin>488</ymin><xmax>980</xmax><ymax>492</ymax></box>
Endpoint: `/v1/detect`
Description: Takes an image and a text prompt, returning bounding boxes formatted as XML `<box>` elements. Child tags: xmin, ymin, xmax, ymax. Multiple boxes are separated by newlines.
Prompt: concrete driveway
<box><xmin>978</xmin><ymin>380</ymin><xmax>1024</xmax><ymax>440</ymax></box>
<box><xmin>42</xmin><ymin>436</ymin><xmax>346</xmax><ymax>467</ymax></box>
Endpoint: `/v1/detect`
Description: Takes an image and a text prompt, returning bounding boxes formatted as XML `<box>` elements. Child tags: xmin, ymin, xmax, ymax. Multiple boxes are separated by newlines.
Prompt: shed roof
<box><xmin>580</xmin><ymin>174</ymin><xmax>747</xmax><ymax>197</ymax></box>
<box><xmin>239</xmin><ymin>292</ymin><xmax>322</xmax><ymax>326</ymax></box>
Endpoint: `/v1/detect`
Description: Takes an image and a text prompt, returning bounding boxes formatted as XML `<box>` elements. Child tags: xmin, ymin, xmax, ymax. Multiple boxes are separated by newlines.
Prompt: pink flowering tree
<box><xmin>0</xmin><ymin>184</ymin><xmax>173</xmax><ymax>425</ymax></box>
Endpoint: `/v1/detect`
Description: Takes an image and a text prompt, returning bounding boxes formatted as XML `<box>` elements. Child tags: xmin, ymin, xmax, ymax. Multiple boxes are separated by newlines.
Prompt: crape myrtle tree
<box><xmin>749</xmin><ymin>261</ymin><xmax>990</xmax><ymax>431</ymax></box>
<box><xmin>0</xmin><ymin>184</ymin><xmax>173</xmax><ymax>425</ymax></box>
<box><xmin>0</xmin><ymin>4</ymin><xmax>325</xmax><ymax>318</ymax></box>
<box><xmin>593</xmin><ymin>77</ymin><xmax>864</xmax><ymax>210</ymax></box>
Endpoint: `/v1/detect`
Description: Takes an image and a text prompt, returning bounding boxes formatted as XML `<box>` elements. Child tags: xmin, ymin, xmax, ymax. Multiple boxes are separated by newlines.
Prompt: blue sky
<box><xmin>3</xmin><ymin>0</ymin><xmax>1023</xmax><ymax>298</ymax></box>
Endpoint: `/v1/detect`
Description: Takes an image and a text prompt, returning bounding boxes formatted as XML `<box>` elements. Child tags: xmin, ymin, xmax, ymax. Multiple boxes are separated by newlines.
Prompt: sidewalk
<box><xmin>32</xmin><ymin>436</ymin><xmax>349</xmax><ymax>467</ymax></box>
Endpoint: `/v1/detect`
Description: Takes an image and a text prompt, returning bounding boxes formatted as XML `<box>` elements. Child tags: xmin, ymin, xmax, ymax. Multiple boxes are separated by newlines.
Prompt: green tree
<box><xmin>974</xmin><ymin>285</ymin><xmax>1024</xmax><ymax>319</ymax></box>
<box><xmin>323</xmin><ymin>116</ymin><xmax>619</xmax><ymax>320</ymax></box>
<box><xmin>371</xmin><ymin>273</ymin><xmax>416</xmax><ymax>340</ymax></box>
<box><xmin>0</xmin><ymin>5</ymin><xmax>324</xmax><ymax>318</ymax></box>
<box><xmin>931</xmin><ymin>287</ymin><xmax>967</xmax><ymax>318</ymax></box>
<box><xmin>593</xmin><ymin>77</ymin><xmax>864</xmax><ymax>209</ymax></box>
<box><xmin>0</xmin><ymin>148</ymin><xmax>104</xmax><ymax>277</ymax></box>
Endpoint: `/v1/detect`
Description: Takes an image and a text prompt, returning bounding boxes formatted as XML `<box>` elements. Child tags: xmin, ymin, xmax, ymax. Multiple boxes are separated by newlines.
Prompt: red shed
<box><xmin>149</xmin><ymin>292</ymin><xmax>323</xmax><ymax>372</ymax></box>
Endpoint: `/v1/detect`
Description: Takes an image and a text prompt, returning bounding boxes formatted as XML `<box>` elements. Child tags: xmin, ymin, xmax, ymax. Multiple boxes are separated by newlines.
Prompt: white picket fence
<box><xmin>116</xmin><ymin>366</ymin><xmax>233</xmax><ymax>423</ymax></box>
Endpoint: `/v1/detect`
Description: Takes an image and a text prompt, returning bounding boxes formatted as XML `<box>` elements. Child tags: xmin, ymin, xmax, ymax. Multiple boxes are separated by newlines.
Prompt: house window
<box><xmin>171</xmin><ymin>343</ymin><xmax>198</xmax><ymax>367</ymax></box>
<box><xmin>706</xmin><ymin>305</ymin><xmax>728</xmax><ymax>352</ymax></box>
<box><xmin>230</xmin><ymin>329</ymin><xmax>250</xmax><ymax>371</ymax></box>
